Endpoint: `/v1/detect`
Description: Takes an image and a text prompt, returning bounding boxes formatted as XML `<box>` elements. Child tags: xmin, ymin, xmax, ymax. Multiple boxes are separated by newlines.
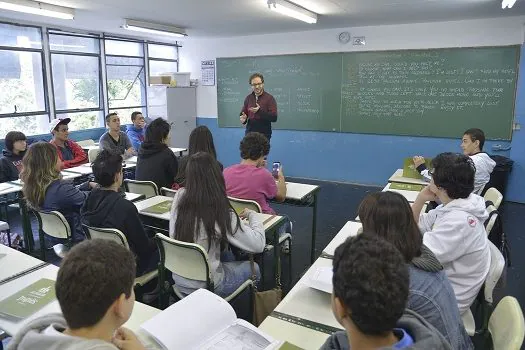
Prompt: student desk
<box><xmin>134</xmin><ymin>195</ymin><xmax>285</xmax><ymax>283</ymax></box>
<box><xmin>0</xmin><ymin>245</ymin><xmax>47</xmax><ymax>285</ymax></box>
<box><xmin>0</xmin><ymin>255</ymin><xmax>161</xmax><ymax>337</ymax></box>
<box><xmin>388</xmin><ymin>169</ymin><xmax>429</xmax><ymax>186</ymax></box>
<box><xmin>259</xmin><ymin>257</ymin><xmax>341</xmax><ymax>349</ymax></box>
<box><xmin>124</xmin><ymin>192</ymin><xmax>146</xmax><ymax>203</ymax></box>
<box><xmin>276</xmin><ymin>181</ymin><xmax>320</xmax><ymax>264</ymax></box>
<box><xmin>170</xmin><ymin>147</ymin><xmax>187</xmax><ymax>157</ymax></box>
<box><xmin>62</xmin><ymin>164</ymin><xmax>94</xmax><ymax>175</ymax></box>
<box><xmin>321</xmin><ymin>221</ymin><xmax>362</xmax><ymax>258</ymax></box>
<box><xmin>81</xmin><ymin>145</ymin><xmax>99</xmax><ymax>152</ymax></box>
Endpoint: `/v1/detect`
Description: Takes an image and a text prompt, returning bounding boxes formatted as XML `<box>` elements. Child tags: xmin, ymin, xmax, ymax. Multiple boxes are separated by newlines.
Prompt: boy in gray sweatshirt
<box><xmin>8</xmin><ymin>240</ymin><xmax>146</xmax><ymax>350</ymax></box>
<box><xmin>320</xmin><ymin>234</ymin><xmax>452</xmax><ymax>350</ymax></box>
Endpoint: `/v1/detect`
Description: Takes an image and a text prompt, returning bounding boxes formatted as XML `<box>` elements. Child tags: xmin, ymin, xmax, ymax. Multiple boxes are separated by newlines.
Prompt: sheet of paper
<box><xmin>200</xmin><ymin>320</ymin><xmax>275</xmax><ymax>350</ymax></box>
<box><xmin>306</xmin><ymin>267</ymin><xmax>333</xmax><ymax>293</ymax></box>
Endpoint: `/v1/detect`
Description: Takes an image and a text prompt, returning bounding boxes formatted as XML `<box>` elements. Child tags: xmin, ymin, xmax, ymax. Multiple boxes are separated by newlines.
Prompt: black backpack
<box><xmin>484</xmin><ymin>201</ymin><xmax>510</xmax><ymax>267</ymax></box>
<box><xmin>481</xmin><ymin>155</ymin><xmax>514</xmax><ymax>197</ymax></box>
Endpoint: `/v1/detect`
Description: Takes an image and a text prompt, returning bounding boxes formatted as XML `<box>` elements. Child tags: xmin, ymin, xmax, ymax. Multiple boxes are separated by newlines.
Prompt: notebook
<box><xmin>389</xmin><ymin>182</ymin><xmax>424</xmax><ymax>192</ymax></box>
<box><xmin>0</xmin><ymin>278</ymin><xmax>56</xmax><ymax>320</ymax></box>
<box><xmin>402</xmin><ymin>157</ymin><xmax>432</xmax><ymax>179</ymax></box>
<box><xmin>142</xmin><ymin>200</ymin><xmax>172</xmax><ymax>214</ymax></box>
<box><xmin>141</xmin><ymin>289</ymin><xmax>283</xmax><ymax>350</ymax></box>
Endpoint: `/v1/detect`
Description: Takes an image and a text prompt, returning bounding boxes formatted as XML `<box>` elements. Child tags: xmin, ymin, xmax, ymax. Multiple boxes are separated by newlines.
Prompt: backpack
<box><xmin>481</xmin><ymin>155</ymin><xmax>513</xmax><ymax>196</ymax></box>
<box><xmin>484</xmin><ymin>201</ymin><xmax>510</xmax><ymax>267</ymax></box>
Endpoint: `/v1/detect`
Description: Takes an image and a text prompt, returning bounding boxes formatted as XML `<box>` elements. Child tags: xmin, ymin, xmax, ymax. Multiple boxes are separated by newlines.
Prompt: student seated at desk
<box><xmin>135</xmin><ymin>118</ymin><xmax>178</xmax><ymax>190</ymax></box>
<box><xmin>413</xmin><ymin>128</ymin><xmax>495</xmax><ymax>195</ymax></box>
<box><xmin>321</xmin><ymin>234</ymin><xmax>451</xmax><ymax>350</ymax></box>
<box><xmin>49</xmin><ymin>118</ymin><xmax>88</xmax><ymax>169</ymax></box>
<box><xmin>358</xmin><ymin>191</ymin><xmax>472</xmax><ymax>349</ymax></box>
<box><xmin>126</xmin><ymin>111</ymin><xmax>146</xmax><ymax>151</ymax></box>
<box><xmin>81</xmin><ymin>150</ymin><xmax>159</xmax><ymax>276</ymax></box>
<box><xmin>0</xmin><ymin>131</ymin><xmax>26</xmax><ymax>182</ymax></box>
<box><xmin>412</xmin><ymin>152</ymin><xmax>490</xmax><ymax>315</ymax></box>
<box><xmin>169</xmin><ymin>152</ymin><xmax>265</xmax><ymax>297</ymax></box>
<box><xmin>99</xmin><ymin>112</ymin><xmax>136</xmax><ymax>158</ymax></box>
<box><xmin>21</xmin><ymin>142</ymin><xmax>95</xmax><ymax>243</ymax></box>
<box><xmin>8</xmin><ymin>239</ymin><xmax>146</xmax><ymax>350</ymax></box>
<box><xmin>223</xmin><ymin>132</ymin><xmax>292</xmax><ymax>249</ymax></box>
<box><xmin>174</xmin><ymin>125</ymin><xmax>223</xmax><ymax>189</ymax></box>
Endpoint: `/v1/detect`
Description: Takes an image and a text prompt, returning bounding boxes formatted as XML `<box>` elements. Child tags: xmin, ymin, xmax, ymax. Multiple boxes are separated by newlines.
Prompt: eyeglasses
<box><xmin>251</xmin><ymin>83</ymin><xmax>263</xmax><ymax>87</ymax></box>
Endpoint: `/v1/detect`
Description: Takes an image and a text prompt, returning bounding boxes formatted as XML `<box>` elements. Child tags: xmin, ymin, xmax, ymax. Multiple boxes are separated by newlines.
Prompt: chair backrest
<box><xmin>228</xmin><ymin>196</ymin><xmax>262</xmax><ymax>214</ymax></box>
<box><xmin>77</xmin><ymin>139</ymin><xmax>96</xmax><ymax>147</ymax></box>
<box><xmin>88</xmin><ymin>148</ymin><xmax>100</xmax><ymax>163</ymax></box>
<box><xmin>160</xmin><ymin>187</ymin><xmax>177</xmax><ymax>198</ymax></box>
<box><xmin>82</xmin><ymin>225</ymin><xmax>129</xmax><ymax>249</ymax></box>
<box><xmin>484</xmin><ymin>241</ymin><xmax>505</xmax><ymax>303</ymax></box>
<box><xmin>35</xmin><ymin>211</ymin><xmax>71</xmax><ymax>239</ymax></box>
<box><xmin>124</xmin><ymin>179</ymin><xmax>159</xmax><ymax>199</ymax></box>
<box><xmin>155</xmin><ymin>233</ymin><xmax>211</xmax><ymax>284</ymax></box>
<box><xmin>484</xmin><ymin>187</ymin><xmax>503</xmax><ymax>210</ymax></box>
<box><xmin>489</xmin><ymin>296</ymin><xmax>525</xmax><ymax>350</ymax></box>
<box><xmin>485</xmin><ymin>205</ymin><xmax>498</xmax><ymax>237</ymax></box>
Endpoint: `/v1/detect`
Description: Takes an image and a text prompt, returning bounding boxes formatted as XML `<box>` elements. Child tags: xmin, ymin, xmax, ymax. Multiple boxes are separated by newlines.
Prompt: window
<box><xmin>49</xmin><ymin>31</ymin><xmax>103</xmax><ymax>127</ymax></box>
<box><xmin>0</xmin><ymin>23</ymin><xmax>49</xmax><ymax>137</ymax></box>
<box><xmin>148</xmin><ymin>43</ymin><xmax>178</xmax><ymax>76</ymax></box>
<box><xmin>105</xmin><ymin>39</ymin><xmax>147</xmax><ymax>117</ymax></box>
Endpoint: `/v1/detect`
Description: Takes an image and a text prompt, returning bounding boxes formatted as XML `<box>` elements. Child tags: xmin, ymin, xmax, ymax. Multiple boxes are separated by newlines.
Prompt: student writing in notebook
<box><xmin>8</xmin><ymin>239</ymin><xmax>146</xmax><ymax>350</ymax></box>
<box><xmin>413</xmin><ymin>128</ymin><xmax>495</xmax><ymax>195</ymax></box>
<box><xmin>320</xmin><ymin>234</ymin><xmax>451</xmax><ymax>349</ymax></box>
<box><xmin>358</xmin><ymin>191</ymin><xmax>472</xmax><ymax>349</ymax></box>
<box><xmin>169</xmin><ymin>152</ymin><xmax>265</xmax><ymax>297</ymax></box>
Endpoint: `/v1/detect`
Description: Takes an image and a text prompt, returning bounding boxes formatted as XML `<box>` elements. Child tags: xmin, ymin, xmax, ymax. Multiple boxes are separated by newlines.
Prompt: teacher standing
<box><xmin>239</xmin><ymin>73</ymin><xmax>278</xmax><ymax>141</ymax></box>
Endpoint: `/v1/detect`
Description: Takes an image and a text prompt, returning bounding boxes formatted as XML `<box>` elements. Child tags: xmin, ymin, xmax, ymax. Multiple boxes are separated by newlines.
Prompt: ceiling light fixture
<box><xmin>267</xmin><ymin>0</ymin><xmax>318</xmax><ymax>24</ymax></box>
<box><xmin>502</xmin><ymin>0</ymin><xmax>517</xmax><ymax>8</ymax></box>
<box><xmin>0</xmin><ymin>0</ymin><xmax>75</xmax><ymax>19</ymax></box>
<box><xmin>123</xmin><ymin>19</ymin><xmax>186</xmax><ymax>38</ymax></box>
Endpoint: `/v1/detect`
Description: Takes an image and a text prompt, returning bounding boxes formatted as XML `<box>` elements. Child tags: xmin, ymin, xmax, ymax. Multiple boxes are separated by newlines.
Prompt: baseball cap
<box><xmin>49</xmin><ymin>118</ymin><xmax>71</xmax><ymax>133</ymax></box>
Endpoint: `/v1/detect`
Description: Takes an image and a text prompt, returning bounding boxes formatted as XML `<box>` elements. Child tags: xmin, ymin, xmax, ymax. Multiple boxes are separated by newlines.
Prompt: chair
<box><xmin>160</xmin><ymin>187</ymin><xmax>177</xmax><ymax>198</ymax></box>
<box><xmin>488</xmin><ymin>296</ymin><xmax>525</xmax><ymax>350</ymax></box>
<box><xmin>34</xmin><ymin>210</ymin><xmax>72</xmax><ymax>260</ymax></box>
<box><xmin>77</xmin><ymin>139</ymin><xmax>96</xmax><ymax>147</ymax></box>
<box><xmin>82</xmin><ymin>225</ymin><xmax>158</xmax><ymax>289</ymax></box>
<box><xmin>484</xmin><ymin>187</ymin><xmax>503</xmax><ymax>210</ymax></box>
<box><xmin>155</xmin><ymin>233</ymin><xmax>253</xmax><ymax>309</ymax></box>
<box><xmin>462</xmin><ymin>241</ymin><xmax>506</xmax><ymax>336</ymax></box>
<box><xmin>485</xmin><ymin>205</ymin><xmax>498</xmax><ymax>237</ymax></box>
<box><xmin>88</xmin><ymin>148</ymin><xmax>100</xmax><ymax>163</ymax></box>
<box><xmin>228</xmin><ymin>196</ymin><xmax>292</xmax><ymax>285</ymax></box>
<box><xmin>124</xmin><ymin>179</ymin><xmax>159</xmax><ymax>199</ymax></box>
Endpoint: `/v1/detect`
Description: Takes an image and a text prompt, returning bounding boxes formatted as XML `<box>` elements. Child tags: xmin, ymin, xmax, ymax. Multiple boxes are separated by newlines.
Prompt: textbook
<box><xmin>389</xmin><ymin>182</ymin><xmax>424</xmax><ymax>192</ymax></box>
<box><xmin>0</xmin><ymin>278</ymin><xmax>55</xmax><ymax>320</ymax></box>
<box><xmin>402</xmin><ymin>157</ymin><xmax>432</xmax><ymax>179</ymax></box>
<box><xmin>141</xmin><ymin>289</ymin><xmax>284</xmax><ymax>350</ymax></box>
<box><xmin>142</xmin><ymin>200</ymin><xmax>172</xmax><ymax>214</ymax></box>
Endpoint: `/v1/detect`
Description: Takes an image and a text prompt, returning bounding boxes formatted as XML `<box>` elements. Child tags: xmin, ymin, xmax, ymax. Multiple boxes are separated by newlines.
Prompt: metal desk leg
<box><xmin>310</xmin><ymin>192</ymin><xmax>318</xmax><ymax>264</ymax></box>
<box><xmin>274</xmin><ymin>228</ymin><xmax>279</xmax><ymax>287</ymax></box>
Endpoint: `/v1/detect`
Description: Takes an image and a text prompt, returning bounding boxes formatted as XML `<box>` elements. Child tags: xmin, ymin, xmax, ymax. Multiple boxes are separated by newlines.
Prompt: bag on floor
<box><xmin>484</xmin><ymin>202</ymin><xmax>510</xmax><ymax>268</ymax></box>
<box><xmin>250</xmin><ymin>255</ymin><xmax>282</xmax><ymax>326</ymax></box>
<box><xmin>0</xmin><ymin>231</ymin><xmax>23</xmax><ymax>250</ymax></box>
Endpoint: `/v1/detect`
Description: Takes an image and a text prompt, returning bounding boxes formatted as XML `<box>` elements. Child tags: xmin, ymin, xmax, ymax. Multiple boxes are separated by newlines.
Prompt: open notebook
<box><xmin>141</xmin><ymin>289</ymin><xmax>283</xmax><ymax>350</ymax></box>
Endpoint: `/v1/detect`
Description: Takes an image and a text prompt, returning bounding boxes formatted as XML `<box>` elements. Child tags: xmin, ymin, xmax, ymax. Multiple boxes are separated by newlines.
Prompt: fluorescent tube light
<box><xmin>123</xmin><ymin>19</ymin><xmax>186</xmax><ymax>38</ymax></box>
<box><xmin>0</xmin><ymin>0</ymin><xmax>74</xmax><ymax>19</ymax></box>
<box><xmin>502</xmin><ymin>0</ymin><xmax>517</xmax><ymax>8</ymax></box>
<box><xmin>267</xmin><ymin>0</ymin><xmax>317</xmax><ymax>24</ymax></box>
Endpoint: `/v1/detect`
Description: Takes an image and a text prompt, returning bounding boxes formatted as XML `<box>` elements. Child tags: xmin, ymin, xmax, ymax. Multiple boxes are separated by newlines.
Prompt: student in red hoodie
<box><xmin>49</xmin><ymin>118</ymin><xmax>87</xmax><ymax>169</ymax></box>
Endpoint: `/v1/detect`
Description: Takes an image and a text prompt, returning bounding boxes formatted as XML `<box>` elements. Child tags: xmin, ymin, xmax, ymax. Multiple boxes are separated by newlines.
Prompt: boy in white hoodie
<box><xmin>414</xmin><ymin>128</ymin><xmax>496</xmax><ymax>194</ymax></box>
<box><xmin>412</xmin><ymin>152</ymin><xmax>490</xmax><ymax>315</ymax></box>
<box><xmin>8</xmin><ymin>239</ymin><xmax>146</xmax><ymax>350</ymax></box>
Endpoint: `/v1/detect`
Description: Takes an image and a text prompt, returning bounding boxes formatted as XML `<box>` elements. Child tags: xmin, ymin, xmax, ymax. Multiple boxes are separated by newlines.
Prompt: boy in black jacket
<box><xmin>81</xmin><ymin>150</ymin><xmax>158</xmax><ymax>276</ymax></box>
<box><xmin>0</xmin><ymin>131</ymin><xmax>26</xmax><ymax>182</ymax></box>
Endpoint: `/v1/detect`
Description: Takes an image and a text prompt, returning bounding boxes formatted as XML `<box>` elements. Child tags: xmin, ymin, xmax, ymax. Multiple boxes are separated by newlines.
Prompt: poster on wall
<box><xmin>201</xmin><ymin>60</ymin><xmax>216</xmax><ymax>86</ymax></box>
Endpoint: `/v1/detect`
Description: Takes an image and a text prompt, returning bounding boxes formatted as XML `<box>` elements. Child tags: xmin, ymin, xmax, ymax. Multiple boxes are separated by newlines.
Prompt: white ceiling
<box><xmin>0</xmin><ymin>0</ymin><xmax>524</xmax><ymax>40</ymax></box>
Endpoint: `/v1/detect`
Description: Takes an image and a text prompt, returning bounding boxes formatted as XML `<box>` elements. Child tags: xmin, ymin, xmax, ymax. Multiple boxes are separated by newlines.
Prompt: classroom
<box><xmin>0</xmin><ymin>0</ymin><xmax>524</xmax><ymax>349</ymax></box>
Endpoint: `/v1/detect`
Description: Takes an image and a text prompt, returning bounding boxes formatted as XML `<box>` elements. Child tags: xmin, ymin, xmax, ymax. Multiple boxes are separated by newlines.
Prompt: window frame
<box><xmin>103</xmin><ymin>36</ymin><xmax>148</xmax><ymax>117</ymax></box>
<box><xmin>147</xmin><ymin>42</ymin><xmax>179</xmax><ymax>76</ymax></box>
<box><xmin>0</xmin><ymin>21</ymin><xmax>50</xmax><ymax>119</ymax></box>
<box><xmin>47</xmin><ymin>30</ymin><xmax>104</xmax><ymax>116</ymax></box>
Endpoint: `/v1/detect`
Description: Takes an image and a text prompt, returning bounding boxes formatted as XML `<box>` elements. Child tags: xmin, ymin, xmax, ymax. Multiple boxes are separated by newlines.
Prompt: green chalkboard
<box><xmin>217</xmin><ymin>46</ymin><xmax>519</xmax><ymax>140</ymax></box>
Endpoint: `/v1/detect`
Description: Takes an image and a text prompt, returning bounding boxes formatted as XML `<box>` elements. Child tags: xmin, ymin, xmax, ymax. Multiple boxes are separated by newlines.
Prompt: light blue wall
<box><xmin>198</xmin><ymin>46</ymin><xmax>525</xmax><ymax>204</ymax></box>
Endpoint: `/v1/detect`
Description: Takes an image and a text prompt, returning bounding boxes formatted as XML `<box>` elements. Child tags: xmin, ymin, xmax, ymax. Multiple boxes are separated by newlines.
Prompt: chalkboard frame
<box><xmin>217</xmin><ymin>45</ymin><xmax>520</xmax><ymax>140</ymax></box>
